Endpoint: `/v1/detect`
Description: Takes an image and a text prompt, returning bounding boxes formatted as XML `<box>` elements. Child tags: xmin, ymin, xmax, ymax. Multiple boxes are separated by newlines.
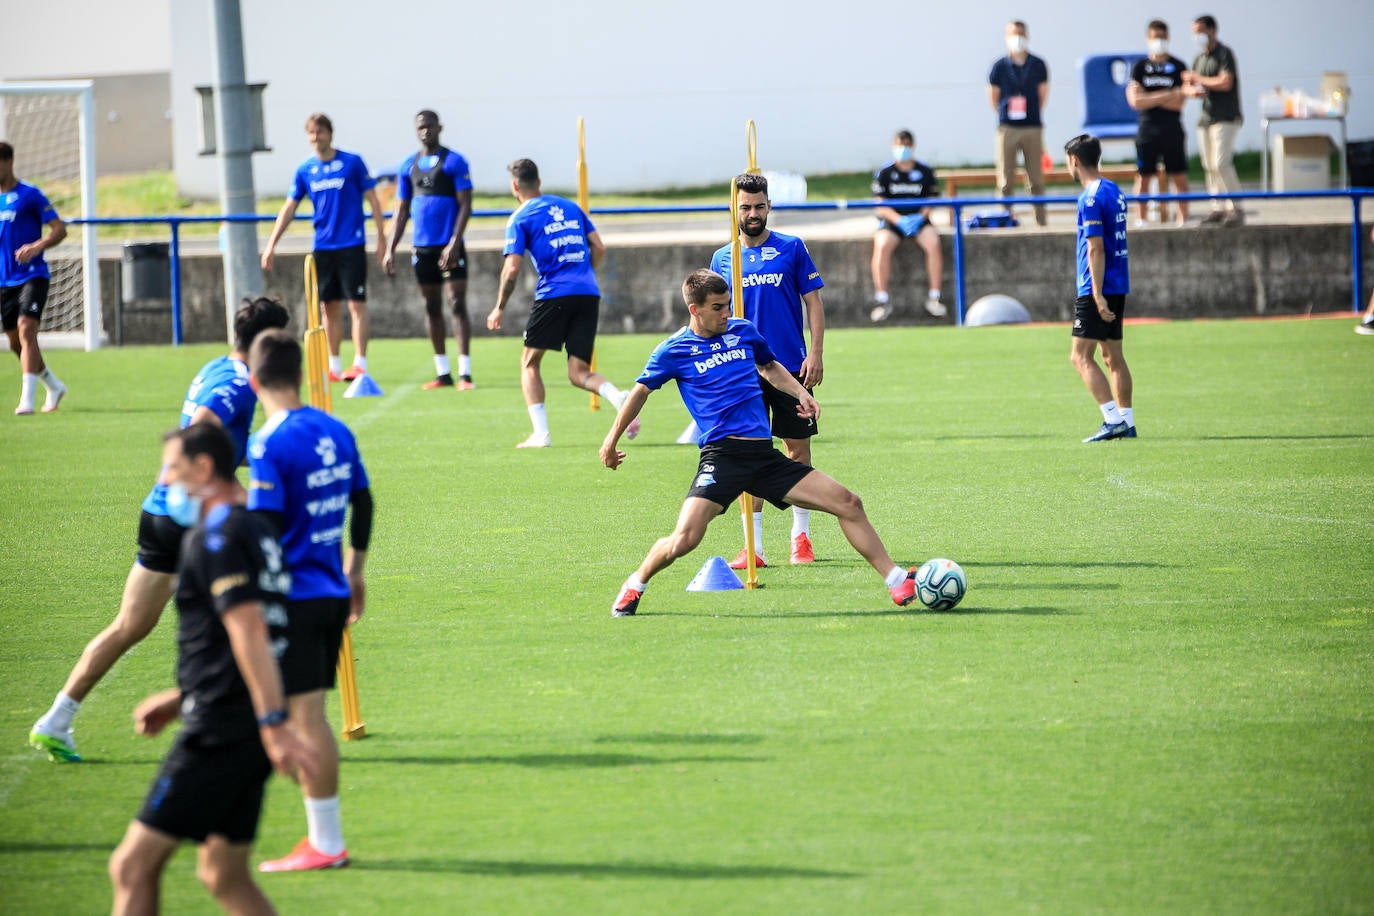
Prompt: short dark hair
<box><xmin>734</xmin><ymin>173</ymin><xmax>768</xmax><ymax>196</ymax></box>
<box><xmin>305</xmin><ymin>112</ymin><xmax>333</xmax><ymax>133</ymax></box>
<box><xmin>683</xmin><ymin>268</ymin><xmax>729</xmax><ymax>307</ymax></box>
<box><xmin>508</xmin><ymin>158</ymin><xmax>540</xmax><ymax>188</ymax></box>
<box><xmin>166</xmin><ymin>422</ymin><xmax>236</xmax><ymax>482</ymax></box>
<box><xmin>1064</xmin><ymin>134</ymin><xmax>1102</xmax><ymax>168</ymax></box>
<box><xmin>1147</xmin><ymin>19</ymin><xmax>1169</xmax><ymax>35</ymax></box>
<box><xmin>0</xmin><ymin>141</ymin><xmax>13</xmax><ymax>161</ymax></box>
<box><xmin>415</xmin><ymin>109</ymin><xmax>439</xmax><ymax>123</ymax></box>
<box><xmin>1195</xmin><ymin>14</ymin><xmax>1217</xmax><ymax>30</ymax></box>
<box><xmin>233</xmin><ymin>297</ymin><xmax>290</xmax><ymax>354</ymax></box>
<box><xmin>248</xmin><ymin>328</ymin><xmax>302</xmax><ymax>389</ymax></box>
<box><xmin>1009</xmin><ymin>19</ymin><xmax>1028</xmax><ymax>32</ymax></box>
<box><xmin>894</xmin><ymin>129</ymin><xmax>914</xmax><ymax>145</ymax></box>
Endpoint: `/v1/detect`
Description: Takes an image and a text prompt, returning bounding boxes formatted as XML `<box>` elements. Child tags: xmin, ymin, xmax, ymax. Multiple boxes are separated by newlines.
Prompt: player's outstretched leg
<box><xmin>613</xmin><ymin>497</ymin><xmax>718</xmax><ymax>616</ymax></box>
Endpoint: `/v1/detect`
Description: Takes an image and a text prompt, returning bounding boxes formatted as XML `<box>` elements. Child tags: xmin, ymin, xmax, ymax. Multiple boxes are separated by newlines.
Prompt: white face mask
<box><xmin>165</xmin><ymin>482</ymin><xmax>204</xmax><ymax>528</ymax></box>
<box><xmin>1006</xmin><ymin>35</ymin><xmax>1028</xmax><ymax>54</ymax></box>
<box><xmin>892</xmin><ymin>145</ymin><xmax>914</xmax><ymax>164</ymax></box>
<box><xmin>1193</xmin><ymin>32</ymin><xmax>1211</xmax><ymax>50</ymax></box>
<box><xmin>1148</xmin><ymin>38</ymin><xmax>1169</xmax><ymax>56</ymax></box>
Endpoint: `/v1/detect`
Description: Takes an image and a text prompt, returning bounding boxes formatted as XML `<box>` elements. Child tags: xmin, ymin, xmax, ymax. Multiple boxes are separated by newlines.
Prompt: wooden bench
<box><xmin>938</xmin><ymin>164</ymin><xmax>1145</xmax><ymax>196</ymax></box>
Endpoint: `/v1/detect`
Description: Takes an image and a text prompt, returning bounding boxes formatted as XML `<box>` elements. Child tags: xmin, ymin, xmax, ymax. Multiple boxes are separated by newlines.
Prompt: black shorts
<box><xmin>137</xmin><ymin>730</ymin><xmax>272</xmax><ymax>844</ymax></box>
<box><xmin>314</xmin><ymin>246</ymin><xmax>367</xmax><ymax>303</ymax></box>
<box><xmin>279</xmin><ymin>596</ymin><xmax>350</xmax><ymax>695</ymax></box>
<box><xmin>412</xmin><ymin>243</ymin><xmax>468</xmax><ymax>284</ymax></box>
<box><xmin>136</xmin><ymin>509</ymin><xmax>188</xmax><ymax>574</ymax></box>
<box><xmin>1073</xmin><ymin>294</ymin><xmax>1127</xmax><ymax>341</ymax></box>
<box><xmin>0</xmin><ymin>278</ymin><xmax>50</xmax><ymax>331</ymax></box>
<box><xmin>1136</xmin><ymin>131</ymin><xmax>1188</xmax><ymax>175</ymax></box>
<box><xmin>524</xmin><ymin>294</ymin><xmax>599</xmax><ymax>362</ymax></box>
<box><xmin>759</xmin><ymin>372</ymin><xmax>818</xmax><ymax>441</ymax></box>
<box><xmin>687</xmin><ymin>438</ymin><xmax>814</xmax><ymax>511</ymax></box>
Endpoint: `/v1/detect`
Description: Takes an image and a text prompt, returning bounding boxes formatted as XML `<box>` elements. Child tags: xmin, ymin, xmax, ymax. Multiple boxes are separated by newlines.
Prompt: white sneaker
<box><xmin>516</xmin><ymin>432</ymin><xmax>552</xmax><ymax>448</ymax></box>
<box><xmin>924</xmin><ymin>294</ymin><xmax>948</xmax><ymax>318</ymax></box>
<box><xmin>42</xmin><ymin>382</ymin><xmax>67</xmax><ymax>413</ymax></box>
<box><xmin>869</xmin><ymin>303</ymin><xmax>893</xmax><ymax>323</ymax></box>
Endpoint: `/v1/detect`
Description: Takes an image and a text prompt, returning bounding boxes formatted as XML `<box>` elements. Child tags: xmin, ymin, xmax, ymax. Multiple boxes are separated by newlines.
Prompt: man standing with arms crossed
<box><xmin>487</xmin><ymin>158</ymin><xmax>638</xmax><ymax>448</ymax></box>
<box><xmin>384</xmin><ymin>110</ymin><xmax>476</xmax><ymax>390</ymax></box>
<box><xmin>1065</xmin><ymin>134</ymin><xmax>1135</xmax><ymax>442</ymax></box>
<box><xmin>262</xmin><ymin>113</ymin><xmax>387</xmax><ymax>380</ymax></box>
<box><xmin>248</xmin><ymin>330</ymin><xmax>373</xmax><ymax>872</ymax></box>
<box><xmin>1127</xmin><ymin>20</ymin><xmax>1191</xmax><ymax>227</ymax></box>
<box><xmin>1184</xmin><ymin>15</ymin><xmax>1243</xmax><ymax>226</ymax></box>
<box><xmin>988</xmin><ymin>20</ymin><xmax>1050</xmax><ymax>228</ymax></box>
<box><xmin>0</xmin><ymin>141</ymin><xmax>68</xmax><ymax>415</ymax></box>
<box><xmin>711</xmin><ymin>173</ymin><xmax>825</xmax><ymax>568</ymax></box>
<box><xmin>30</xmin><ymin>298</ymin><xmax>289</xmax><ymax>762</ymax></box>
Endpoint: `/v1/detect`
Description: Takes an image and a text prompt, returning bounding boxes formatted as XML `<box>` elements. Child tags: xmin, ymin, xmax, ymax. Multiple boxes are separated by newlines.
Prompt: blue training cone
<box><xmin>686</xmin><ymin>555</ymin><xmax>744</xmax><ymax>592</ymax></box>
<box><xmin>343</xmin><ymin>373</ymin><xmax>384</xmax><ymax>398</ymax></box>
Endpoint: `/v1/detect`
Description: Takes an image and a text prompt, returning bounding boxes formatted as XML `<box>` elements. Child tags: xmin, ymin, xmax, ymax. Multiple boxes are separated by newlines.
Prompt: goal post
<box><xmin>0</xmin><ymin>81</ymin><xmax>104</xmax><ymax>350</ymax></box>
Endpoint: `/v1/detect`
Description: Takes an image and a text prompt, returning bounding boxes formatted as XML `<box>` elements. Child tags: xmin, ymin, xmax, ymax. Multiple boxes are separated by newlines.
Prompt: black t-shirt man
<box><xmin>1131</xmin><ymin>56</ymin><xmax>1188</xmax><ymax>137</ymax></box>
<box><xmin>872</xmin><ymin>161</ymin><xmax>939</xmax><ymax>216</ymax></box>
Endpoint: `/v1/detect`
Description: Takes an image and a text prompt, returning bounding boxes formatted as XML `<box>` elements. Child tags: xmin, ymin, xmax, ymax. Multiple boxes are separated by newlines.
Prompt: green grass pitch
<box><xmin>1</xmin><ymin>316</ymin><xmax>1371</xmax><ymax>913</ymax></box>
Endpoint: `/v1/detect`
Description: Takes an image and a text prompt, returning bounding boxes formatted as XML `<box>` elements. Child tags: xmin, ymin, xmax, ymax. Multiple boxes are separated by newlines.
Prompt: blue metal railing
<box><xmin>70</xmin><ymin>186</ymin><xmax>1371</xmax><ymax>344</ymax></box>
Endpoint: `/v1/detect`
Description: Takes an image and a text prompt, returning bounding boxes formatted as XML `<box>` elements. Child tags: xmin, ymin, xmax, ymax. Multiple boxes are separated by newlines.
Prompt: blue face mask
<box><xmin>165</xmin><ymin>482</ymin><xmax>203</xmax><ymax>528</ymax></box>
<box><xmin>892</xmin><ymin>146</ymin><xmax>915</xmax><ymax>163</ymax></box>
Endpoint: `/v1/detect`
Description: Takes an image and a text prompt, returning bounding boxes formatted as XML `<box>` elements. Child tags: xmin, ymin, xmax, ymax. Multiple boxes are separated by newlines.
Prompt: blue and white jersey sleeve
<box><xmin>245</xmin><ymin>415</ymin><xmax>288</xmax><ymax>516</ymax></box>
<box><xmin>502</xmin><ymin>207</ymin><xmax>529</xmax><ymax>258</ymax></box>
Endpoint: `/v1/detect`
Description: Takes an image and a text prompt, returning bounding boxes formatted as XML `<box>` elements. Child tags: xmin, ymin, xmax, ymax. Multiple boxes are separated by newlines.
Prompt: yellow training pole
<box><xmin>579</xmin><ymin>117</ymin><xmax>600</xmax><ymax>412</ymax></box>
<box><xmin>305</xmin><ymin>255</ymin><xmax>365</xmax><ymax>740</ymax></box>
<box><xmin>730</xmin><ymin>177</ymin><xmax>758</xmax><ymax>590</ymax></box>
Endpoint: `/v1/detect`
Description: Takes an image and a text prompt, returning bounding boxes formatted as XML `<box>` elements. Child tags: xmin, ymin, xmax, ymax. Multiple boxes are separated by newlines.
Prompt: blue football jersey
<box><xmin>0</xmin><ymin>182</ymin><xmax>58</xmax><ymax>286</ymax></box>
<box><xmin>142</xmin><ymin>356</ymin><xmax>257</xmax><ymax>517</ymax></box>
<box><xmin>247</xmin><ymin>407</ymin><xmax>369</xmax><ymax>601</ymax></box>
<box><xmin>396</xmin><ymin>148</ymin><xmax>472</xmax><ymax>248</ymax></box>
<box><xmin>502</xmin><ymin>195</ymin><xmax>599</xmax><ymax>300</ymax></box>
<box><xmin>1076</xmin><ymin>178</ymin><xmax>1130</xmax><ymax>296</ymax></box>
<box><xmin>637</xmin><ymin>317</ymin><xmax>777</xmax><ymax>446</ymax></box>
<box><xmin>709</xmin><ymin>231</ymin><xmax>823</xmax><ymax>374</ymax></box>
<box><xmin>289</xmin><ymin>149</ymin><xmax>376</xmax><ymax>251</ymax></box>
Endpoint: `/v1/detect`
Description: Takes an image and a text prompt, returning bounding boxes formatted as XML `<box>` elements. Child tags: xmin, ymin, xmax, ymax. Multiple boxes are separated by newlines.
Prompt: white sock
<box><xmin>457</xmin><ymin>355</ymin><xmax>472</xmax><ymax>377</ymax></box>
<box><xmin>791</xmin><ymin>508</ymin><xmax>810</xmax><ymax>538</ymax></box>
<box><xmin>434</xmin><ymin>354</ymin><xmax>451</xmax><ymax>377</ymax></box>
<box><xmin>1099</xmin><ymin>400</ymin><xmax>1123</xmax><ymax>424</ymax></box>
<box><xmin>741</xmin><ymin>510</ymin><xmax>765</xmax><ymax>561</ymax></box>
<box><xmin>873</xmin><ymin>290</ymin><xmax>890</xmax><ymax>304</ymax></box>
<box><xmin>19</xmin><ymin>373</ymin><xmax>37</xmax><ymax>410</ymax></box>
<box><xmin>305</xmin><ymin>795</ymin><xmax>345</xmax><ymax>856</ymax></box>
<box><xmin>528</xmin><ymin>403</ymin><xmax>550</xmax><ymax>438</ymax></box>
<box><xmin>39</xmin><ymin>366</ymin><xmax>64</xmax><ymax>392</ymax></box>
<box><xmin>598</xmin><ymin>381</ymin><xmax>625</xmax><ymax>407</ymax></box>
<box><xmin>929</xmin><ymin>289</ymin><xmax>942</xmax><ymax>301</ymax></box>
<box><xmin>328</xmin><ymin>355</ymin><xmax>343</xmax><ymax>375</ymax></box>
<box><xmin>38</xmin><ymin>692</ymin><xmax>81</xmax><ymax>733</ymax></box>
<box><xmin>624</xmin><ymin>575</ymin><xmax>647</xmax><ymax>593</ymax></box>
<box><xmin>353</xmin><ymin>355</ymin><xmax>368</xmax><ymax>372</ymax></box>
<box><xmin>884</xmin><ymin>566</ymin><xmax>909</xmax><ymax>589</ymax></box>
<box><xmin>1119</xmin><ymin>406</ymin><xmax>1134</xmax><ymax>427</ymax></box>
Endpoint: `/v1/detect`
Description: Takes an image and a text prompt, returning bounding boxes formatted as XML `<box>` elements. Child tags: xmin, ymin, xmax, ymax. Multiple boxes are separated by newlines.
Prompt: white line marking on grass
<box><xmin>0</xmin><ymin>752</ymin><xmax>35</xmax><ymax>810</ymax></box>
<box><xmin>343</xmin><ymin>372</ymin><xmax>424</xmax><ymax>433</ymax></box>
<box><xmin>1108</xmin><ymin>473</ymin><xmax>1374</xmax><ymax>528</ymax></box>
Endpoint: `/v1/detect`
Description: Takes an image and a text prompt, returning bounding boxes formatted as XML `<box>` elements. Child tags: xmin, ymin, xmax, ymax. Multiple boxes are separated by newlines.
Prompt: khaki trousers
<box><xmin>996</xmin><ymin>124</ymin><xmax>1047</xmax><ymax>226</ymax></box>
<box><xmin>1198</xmin><ymin>120</ymin><xmax>1242</xmax><ymax>214</ymax></box>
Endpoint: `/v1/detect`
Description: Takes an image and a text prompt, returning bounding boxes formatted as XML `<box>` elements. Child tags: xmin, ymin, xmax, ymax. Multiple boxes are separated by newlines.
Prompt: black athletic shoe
<box><xmin>1083</xmin><ymin>420</ymin><xmax>1130</xmax><ymax>442</ymax></box>
<box><xmin>423</xmin><ymin>374</ymin><xmax>455</xmax><ymax>390</ymax></box>
<box><xmin>1356</xmin><ymin>318</ymin><xmax>1374</xmax><ymax>336</ymax></box>
<box><xmin>612</xmin><ymin>585</ymin><xmax>642</xmax><ymax>617</ymax></box>
<box><xmin>1123</xmin><ymin>425</ymin><xmax>1138</xmax><ymax>438</ymax></box>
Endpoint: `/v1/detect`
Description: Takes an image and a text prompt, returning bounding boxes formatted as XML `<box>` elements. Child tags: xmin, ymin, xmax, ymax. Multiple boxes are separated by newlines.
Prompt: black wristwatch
<box><xmin>257</xmin><ymin>708</ymin><xmax>289</xmax><ymax>728</ymax></box>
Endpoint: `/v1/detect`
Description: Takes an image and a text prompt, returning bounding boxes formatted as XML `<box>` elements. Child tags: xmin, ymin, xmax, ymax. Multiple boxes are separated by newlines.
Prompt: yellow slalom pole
<box><xmin>580</xmin><ymin>117</ymin><xmax>600</xmax><ymax>412</ymax></box>
<box><xmin>730</xmin><ymin>177</ymin><xmax>758</xmax><ymax>590</ymax></box>
<box><xmin>746</xmin><ymin>118</ymin><xmax>759</xmax><ymax>174</ymax></box>
<box><xmin>304</xmin><ymin>255</ymin><xmax>365</xmax><ymax>740</ymax></box>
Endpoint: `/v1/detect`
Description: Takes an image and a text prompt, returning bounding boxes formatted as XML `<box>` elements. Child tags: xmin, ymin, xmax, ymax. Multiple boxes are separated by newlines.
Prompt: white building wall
<box><xmin>0</xmin><ymin>0</ymin><xmax>171</xmax><ymax>79</ymax></box>
<box><xmin>83</xmin><ymin>0</ymin><xmax>1374</xmax><ymax>196</ymax></box>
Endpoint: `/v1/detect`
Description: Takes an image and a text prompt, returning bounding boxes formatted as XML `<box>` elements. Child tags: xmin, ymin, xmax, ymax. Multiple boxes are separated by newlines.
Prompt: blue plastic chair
<box><xmin>1078</xmin><ymin>54</ymin><xmax>1147</xmax><ymax>139</ymax></box>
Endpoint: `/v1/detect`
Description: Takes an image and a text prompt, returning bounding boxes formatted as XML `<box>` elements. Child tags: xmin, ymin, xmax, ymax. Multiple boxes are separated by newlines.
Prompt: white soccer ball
<box><xmin>914</xmin><ymin>558</ymin><xmax>966</xmax><ymax>611</ymax></box>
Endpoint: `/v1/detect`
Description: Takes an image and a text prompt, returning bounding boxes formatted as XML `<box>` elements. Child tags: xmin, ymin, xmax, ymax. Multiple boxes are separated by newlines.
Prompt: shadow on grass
<box><xmin>347</xmin><ymin>753</ymin><xmax>770</xmax><ymax>768</ymax></box>
<box><xmin>592</xmin><ymin>733</ymin><xmax>764</xmax><ymax>746</ymax></box>
<box><xmin>964</xmin><ymin>560</ymin><xmax>1169</xmax><ymax>568</ymax></box>
<box><xmin>667</xmin><ymin>604</ymin><xmax>1074</xmax><ymax>618</ymax></box>
<box><xmin>350</xmin><ymin>857</ymin><xmax>859</xmax><ymax>880</ymax></box>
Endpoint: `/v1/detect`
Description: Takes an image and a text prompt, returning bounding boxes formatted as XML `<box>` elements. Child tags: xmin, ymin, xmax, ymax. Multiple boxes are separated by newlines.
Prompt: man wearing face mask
<box><xmin>1127</xmin><ymin>20</ymin><xmax>1191</xmax><ymax>227</ymax></box>
<box><xmin>29</xmin><ymin>297</ymin><xmax>290</xmax><ymax>763</ymax></box>
<box><xmin>1183</xmin><ymin>14</ymin><xmax>1243</xmax><ymax>226</ymax></box>
<box><xmin>870</xmin><ymin>130</ymin><xmax>945</xmax><ymax>323</ymax></box>
<box><xmin>988</xmin><ymin>20</ymin><xmax>1050</xmax><ymax>228</ymax></box>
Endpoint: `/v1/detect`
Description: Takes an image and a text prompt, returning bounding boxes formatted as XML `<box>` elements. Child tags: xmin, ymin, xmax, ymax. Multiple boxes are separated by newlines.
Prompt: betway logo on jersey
<box><xmin>740</xmin><ymin>272</ymin><xmax>784</xmax><ymax>289</ymax></box>
<box><xmin>694</xmin><ymin>348</ymin><xmax>749</xmax><ymax>374</ymax></box>
<box><xmin>310</xmin><ymin>177</ymin><xmax>347</xmax><ymax>193</ymax></box>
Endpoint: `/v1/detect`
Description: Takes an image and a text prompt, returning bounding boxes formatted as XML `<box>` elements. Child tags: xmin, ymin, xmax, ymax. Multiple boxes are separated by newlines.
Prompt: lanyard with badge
<box><xmin>1006</xmin><ymin>60</ymin><xmax>1030</xmax><ymax>121</ymax></box>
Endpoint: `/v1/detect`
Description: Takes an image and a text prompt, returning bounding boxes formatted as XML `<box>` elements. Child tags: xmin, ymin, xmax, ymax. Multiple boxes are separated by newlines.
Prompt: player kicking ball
<box><xmin>601</xmin><ymin>269</ymin><xmax>919</xmax><ymax>616</ymax></box>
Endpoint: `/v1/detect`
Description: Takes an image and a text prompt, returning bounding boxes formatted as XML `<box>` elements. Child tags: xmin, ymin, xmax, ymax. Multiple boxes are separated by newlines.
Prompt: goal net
<box><xmin>0</xmin><ymin>82</ymin><xmax>103</xmax><ymax>349</ymax></box>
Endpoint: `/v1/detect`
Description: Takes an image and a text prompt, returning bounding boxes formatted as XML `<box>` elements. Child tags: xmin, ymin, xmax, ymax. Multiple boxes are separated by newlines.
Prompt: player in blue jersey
<box><xmin>247</xmin><ymin>329</ymin><xmax>373</xmax><ymax>872</ymax></box>
<box><xmin>487</xmin><ymin>158</ymin><xmax>639</xmax><ymax>448</ymax></box>
<box><xmin>262</xmin><ymin>113</ymin><xmax>387</xmax><ymax>382</ymax></box>
<box><xmin>709</xmin><ymin>173</ymin><xmax>826</xmax><ymax>568</ymax></box>
<box><xmin>109</xmin><ymin>422</ymin><xmax>316</xmax><ymax>916</ymax></box>
<box><xmin>1</xmin><ymin>141</ymin><xmax>69</xmax><ymax>415</ymax></box>
<box><xmin>869</xmin><ymin>130</ymin><xmax>946</xmax><ymax>323</ymax></box>
<box><xmin>30</xmin><ymin>297</ymin><xmax>289</xmax><ymax>762</ymax></box>
<box><xmin>1065</xmin><ymin>134</ymin><xmax>1135</xmax><ymax>442</ymax></box>
<box><xmin>602</xmin><ymin>270</ymin><xmax>920</xmax><ymax>616</ymax></box>
<box><xmin>383</xmin><ymin>110</ymin><xmax>476</xmax><ymax>390</ymax></box>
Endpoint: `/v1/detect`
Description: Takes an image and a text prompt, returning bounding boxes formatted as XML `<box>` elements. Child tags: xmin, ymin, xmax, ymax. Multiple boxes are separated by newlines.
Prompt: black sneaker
<box><xmin>612</xmin><ymin>585</ymin><xmax>642</xmax><ymax>617</ymax></box>
<box><xmin>457</xmin><ymin>374</ymin><xmax>475</xmax><ymax>390</ymax></box>
<box><xmin>1123</xmin><ymin>425</ymin><xmax>1138</xmax><ymax>438</ymax></box>
<box><xmin>423</xmin><ymin>374</ymin><xmax>455</xmax><ymax>390</ymax></box>
<box><xmin>1356</xmin><ymin>318</ymin><xmax>1374</xmax><ymax>336</ymax></box>
<box><xmin>1083</xmin><ymin>420</ymin><xmax>1130</xmax><ymax>442</ymax></box>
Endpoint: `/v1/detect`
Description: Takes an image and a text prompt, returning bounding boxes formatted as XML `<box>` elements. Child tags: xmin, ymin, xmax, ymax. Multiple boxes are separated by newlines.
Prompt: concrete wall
<box><xmin>103</xmin><ymin>223</ymin><xmax>1368</xmax><ymax>346</ymax></box>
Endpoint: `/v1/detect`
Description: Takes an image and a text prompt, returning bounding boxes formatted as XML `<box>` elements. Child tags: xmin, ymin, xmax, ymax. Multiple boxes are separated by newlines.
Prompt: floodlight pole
<box><xmin>210</xmin><ymin>0</ymin><xmax>263</xmax><ymax>340</ymax></box>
